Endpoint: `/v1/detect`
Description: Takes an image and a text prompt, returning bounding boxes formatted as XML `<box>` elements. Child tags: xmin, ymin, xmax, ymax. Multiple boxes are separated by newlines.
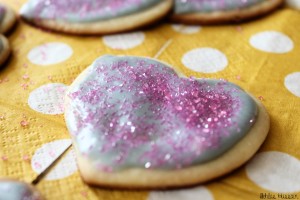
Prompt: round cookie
<box><xmin>0</xmin><ymin>3</ymin><xmax>17</xmax><ymax>34</ymax></box>
<box><xmin>0</xmin><ymin>179</ymin><xmax>43</xmax><ymax>200</ymax></box>
<box><xmin>64</xmin><ymin>55</ymin><xmax>269</xmax><ymax>189</ymax></box>
<box><xmin>20</xmin><ymin>0</ymin><xmax>173</xmax><ymax>35</ymax></box>
<box><xmin>171</xmin><ymin>0</ymin><xmax>284</xmax><ymax>24</ymax></box>
<box><xmin>286</xmin><ymin>0</ymin><xmax>300</xmax><ymax>10</ymax></box>
<box><xmin>0</xmin><ymin>35</ymin><xmax>10</xmax><ymax>66</ymax></box>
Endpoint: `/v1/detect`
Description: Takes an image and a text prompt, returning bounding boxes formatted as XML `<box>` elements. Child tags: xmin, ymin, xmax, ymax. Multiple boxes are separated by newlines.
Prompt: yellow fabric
<box><xmin>0</xmin><ymin>0</ymin><xmax>300</xmax><ymax>199</ymax></box>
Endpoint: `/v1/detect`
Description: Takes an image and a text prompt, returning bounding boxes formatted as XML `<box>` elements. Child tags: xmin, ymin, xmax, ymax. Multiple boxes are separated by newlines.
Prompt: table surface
<box><xmin>0</xmin><ymin>1</ymin><xmax>300</xmax><ymax>200</ymax></box>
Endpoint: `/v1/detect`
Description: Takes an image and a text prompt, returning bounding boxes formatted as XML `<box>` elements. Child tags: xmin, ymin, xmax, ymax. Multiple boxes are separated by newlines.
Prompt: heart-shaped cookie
<box><xmin>20</xmin><ymin>0</ymin><xmax>173</xmax><ymax>35</ymax></box>
<box><xmin>65</xmin><ymin>55</ymin><xmax>269</xmax><ymax>188</ymax></box>
<box><xmin>0</xmin><ymin>179</ymin><xmax>43</xmax><ymax>200</ymax></box>
<box><xmin>171</xmin><ymin>0</ymin><xmax>283</xmax><ymax>24</ymax></box>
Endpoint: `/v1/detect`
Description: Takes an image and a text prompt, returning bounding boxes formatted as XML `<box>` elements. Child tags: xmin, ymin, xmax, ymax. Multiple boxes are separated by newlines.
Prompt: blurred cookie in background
<box><xmin>20</xmin><ymin>0</ymin><xmax>173</xmax><ymax>35</ymax></box>
<box><xmin>171</xmin><ymin>0</ymin><xmax>284</xmax><ymax>25</ymax></box>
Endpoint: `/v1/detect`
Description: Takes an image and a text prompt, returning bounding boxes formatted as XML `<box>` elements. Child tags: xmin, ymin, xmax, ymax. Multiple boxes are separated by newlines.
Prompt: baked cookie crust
<box><xmin>171</xmin><ymin>0</ymin><xmax>283</xmax><ymax>24</ymax></box>
<box><xmin>21</xmin><ymin>0</ymin><xmax>173</xmax><ymax>35</ymax></box>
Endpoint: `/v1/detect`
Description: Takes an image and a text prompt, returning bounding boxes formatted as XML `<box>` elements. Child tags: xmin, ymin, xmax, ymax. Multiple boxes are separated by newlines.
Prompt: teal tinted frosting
<box><xmin>20</xmin><ymin>0</ymin><xmax>161</xmax><ymax>23</ymax></box>
<box><xmin>175</xmin><ymin>0</ymin><xmax>264</xmax><ymax>14</ymax></box>
<box><xmin>0</xmin><ymin>180</ymin><xmax>41</xmax><ymax>200</ymax></box>
<box><xmin>65</xmin><ymin>55</ymin><xmax>257</xmax><ymax>172</ymax></box>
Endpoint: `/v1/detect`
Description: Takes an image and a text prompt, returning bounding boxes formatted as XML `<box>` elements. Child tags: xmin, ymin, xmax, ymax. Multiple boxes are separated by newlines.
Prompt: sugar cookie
<box><xmin>0</xmin><ymin>179</ymin><xmax>43</xmax><ymax>200</ymax></box>
<box><xmin>286</xmin><ymin>0</ymin><xmax>300</xmax><ymax>10</ymax></box>
<box><xmin>171</xmin><ymin>0</ymin><xmax>283</xmax><ymax>24</ymax></box>
<box><xmin>0</xmin><ymin>35</ymin><xmax>10</xmax><ymax>66</ymax></box>
<box><xmin>65</xmin><ymin>55</ymin><xmax>269</xmax><ymax>188</ymax></box>
<box><xmin>20</xmin><ymin>0</ymin><xmax>173</xmax><ymax>35</ymax></box>
<box><xmin>0</xmin><ymin>3</ymin><xmax>17</xmax><ymax>34</ymax></box>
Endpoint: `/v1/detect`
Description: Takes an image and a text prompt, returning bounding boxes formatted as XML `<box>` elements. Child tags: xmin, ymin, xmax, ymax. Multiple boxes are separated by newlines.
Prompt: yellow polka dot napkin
<box><xmin>0</xmin><ymin>0</ymin><xmax>300</xmax><ymax>199</ymax></box>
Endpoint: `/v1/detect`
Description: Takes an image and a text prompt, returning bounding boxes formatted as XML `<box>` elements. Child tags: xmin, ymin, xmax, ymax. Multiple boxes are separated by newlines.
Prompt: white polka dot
<box><xmin>28</xmin><ymin>83</ymin><xmax>67</xmax><ymax>115</ymax></box>
<box><xmin>31</xmin><ymin>139</ymin><xmax>78</xmax><ymax>180</ymax></box>
<box><xmin>172</xmin><ymin>24</ymin><xmax>201</xmax><ymax>34</ymax></box>
<box><xmin>286</xmin><ymin>0</ymin><xmax>300</xmax><ymax>9</ymax></box>
<box><xmin>148</xmin><ymin>186</ymin><xmax>214</xmax><ymax>200</ymax></box>
<box><xmin>249</xmin><ymin>31</ymin><xmax>294</xmax><ymax>53</ymax></box>
<box><xmin>103</xmin><ymin>32</ymin><xmax>145</xmax><ymax>50</ymax></box>
<box><xmin>28</xmin><ymin>42</ymin><xmax>73</xmax><ymax>66</ymax></box>
<box><xmin>285</xmin><ymin>72</ymin><xmax>300</xmax><ymax>97</ymax></box>
<box><xmin>182</xmin><ymin>48</ymin><xmax>228</xmax><ymax>73</ymax></box>
<box><xmin>246</xmin><ymin>151</ymin><xmax>300</xmax><ymax>193</ymax></box>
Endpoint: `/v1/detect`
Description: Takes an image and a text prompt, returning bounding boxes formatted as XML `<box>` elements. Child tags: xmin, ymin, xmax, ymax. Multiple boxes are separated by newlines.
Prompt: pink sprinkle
<box><xmin>22</xmin><ymin>155</ymin><xmax>30</xmax><ymax>162</ymax></box>
<box><xmin>49</xmin><ymin>151</ymin><xmax>56</xmax><ymax>158</ymax></box>
<box><xmin>80</xmin><ymin>191</ymin><xmax>88</xmax><ymax>198</ymax></box>
<box><xmin>20</xmin><ymin>120</ymin><xmax>29</xmax><ymax>127</ymax></box>
<box><xmin>34</xmin><ymin>162</ymin><xmax>42</xmax><ymax>169</ymax></box>
<box><xmin>21</xmin><ymin>83</ymin><xmax>29</xmax><ymax>90</ymax></box>
<box><xmin>97</xmin><ymin>164</ymin><xmax>113</xmax><ymax>173</ymax></box>
<box><xmin>175</xmin><ymin>105</ymin><xmax>182</xmax><ymax>111</ymax></box>
<box><xmin>20</xmin><ymin>33</ymin><xmax>26</xmax><ymax>40</ymax></box>
<box><xmin>48</xmin><ymin>75</ymin><xmax>53</xmax><ymax>80</ymax></box>
<box><xmin>236</xmin><ymin>75</ymin><xmax>241</xmax><ymax>80</ymax></box>
<box><xmin>1</xmin><ymin>155</ymin><xmax>8</xmax><ymax>161</ymax></box>
<box><xmin>258</xmin><ymin>96</ymin><xmax>264</xmax><ymax>101</ymax></box>
<box><xmin>57</xmin><ymin>86</ymin><xmax>66</xmax><ymax>93</ymax></box>
<box><xmin>22</xmin><ymin>74</ymin><xmax>29</xmax><ymax>80</ymax></box>
<box><xmin>0</xmin><ymin>115</ymin><xmax>5</xmax><ymax>120</ymax></box>
<box><xmin>41</xmin><ymin>51</ymin><xmax>47</xmax><ymax>61</ymax></box>
<box><xmin>23</xmin><ymin>63</ymin><xmax>28</xmax><ymax>68</ymax></box>
<box><xmin>236</xmin><ymin>26</ymin><xmax>243</xmax><ymax>32</ymax></box>
<box><xmin>43</xmin><ymin>86</ymin><xmax>51</xmax><ymax>92</ymax></box>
